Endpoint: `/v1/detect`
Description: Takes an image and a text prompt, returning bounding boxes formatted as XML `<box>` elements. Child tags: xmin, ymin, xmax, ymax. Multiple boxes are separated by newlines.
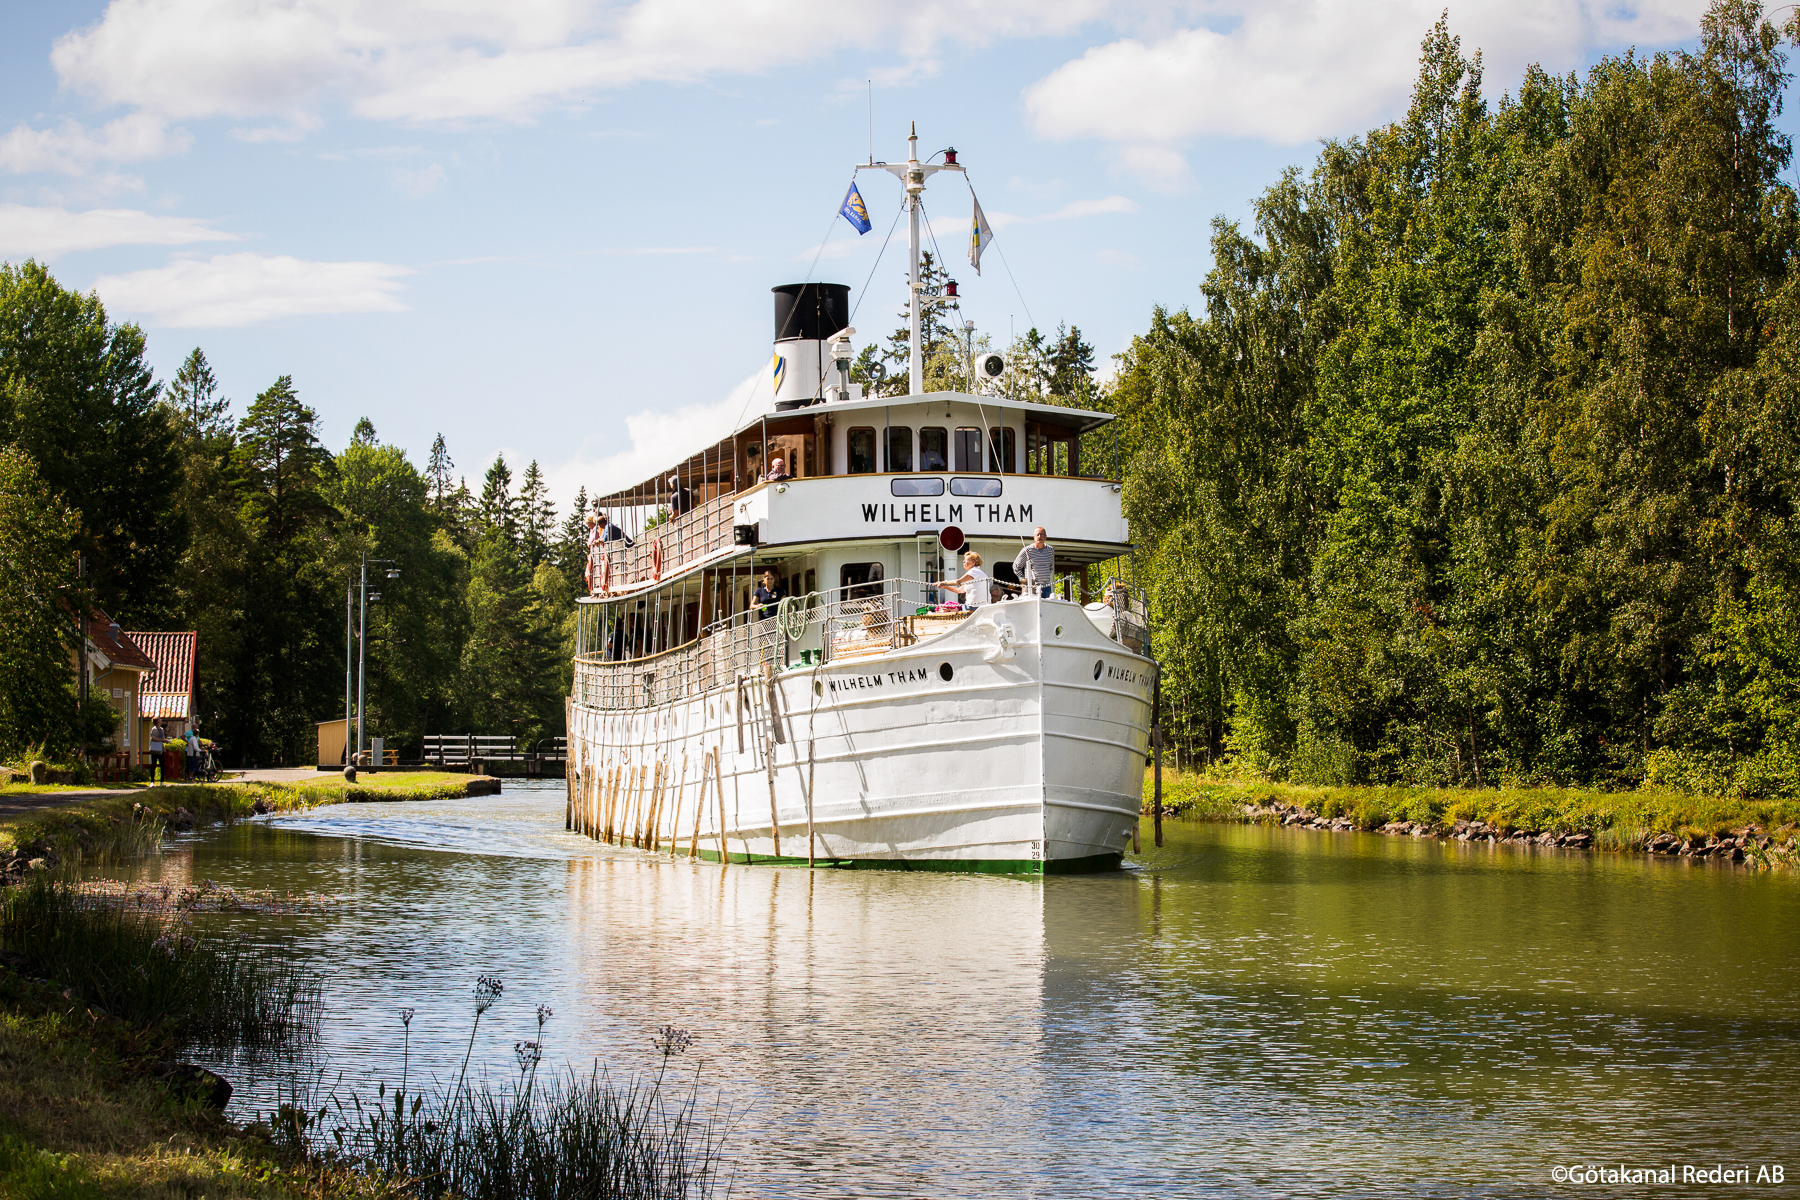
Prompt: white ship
<box><xmin>564</xmin><ymin>128</ymin><xmax>1154</xmax><ymax>872</ymax></box>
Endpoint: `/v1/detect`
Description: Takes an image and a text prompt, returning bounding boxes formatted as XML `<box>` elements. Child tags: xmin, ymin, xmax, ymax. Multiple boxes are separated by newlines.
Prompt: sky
<box><xmin>0</xmin><ymin>0</ymin><xmax>1759</xmax><ymax>511</ymax></box>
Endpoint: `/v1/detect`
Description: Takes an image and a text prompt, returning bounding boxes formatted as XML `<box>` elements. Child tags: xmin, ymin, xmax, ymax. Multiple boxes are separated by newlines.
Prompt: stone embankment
<box><xmin>1192</xmin><ymin>801</ymin><xmax>1800</xmax><ymax>866</ymax></box>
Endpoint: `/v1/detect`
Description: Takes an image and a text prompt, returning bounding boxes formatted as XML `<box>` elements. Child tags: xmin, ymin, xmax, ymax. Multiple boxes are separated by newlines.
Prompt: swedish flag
<box><xmin>840</xmin><ymin>181</ymin><xmax>872</xmax><ymax>234</ymax></box>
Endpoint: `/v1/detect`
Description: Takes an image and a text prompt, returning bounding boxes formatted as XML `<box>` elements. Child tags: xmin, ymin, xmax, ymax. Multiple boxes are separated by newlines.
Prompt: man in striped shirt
<box><xmin>1013</xmin><ymin>527</ymin><xmax>1055</xmax><ymax>598</ymax></box>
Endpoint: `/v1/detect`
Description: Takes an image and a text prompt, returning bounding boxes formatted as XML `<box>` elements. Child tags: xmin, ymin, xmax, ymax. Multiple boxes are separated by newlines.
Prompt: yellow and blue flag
<box><xmin>969</xmin><ymin>192</ymin><xmax>994</xmax><ymax>275</ymax></box>
<box><xmin>840</xmin><ymin>181</ymin><xmax>872</xmax><ymax>234</ymax></box>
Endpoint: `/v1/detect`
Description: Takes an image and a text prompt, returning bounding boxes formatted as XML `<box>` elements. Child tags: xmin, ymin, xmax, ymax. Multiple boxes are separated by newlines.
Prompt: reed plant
<box><xmin>274</xmin><ymin>983</ymin><xmax>724</xmax><ymax>1200</ymax></box>
<box><xmin>0</xmin><ymin>875</ymin><xmax>320</xmax><ymax>1049</ymax></box>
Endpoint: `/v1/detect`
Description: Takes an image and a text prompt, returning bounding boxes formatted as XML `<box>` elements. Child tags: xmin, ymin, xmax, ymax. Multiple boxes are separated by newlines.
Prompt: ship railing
<box><xmin>590</xmin><ymin>489</ymin><xmax>739</xmax><ymax>591</ymax></box>
<box><xmin>570</xmin><ymin>576</ymin><xmax>1151</xmax><ymax>712</ymax></box>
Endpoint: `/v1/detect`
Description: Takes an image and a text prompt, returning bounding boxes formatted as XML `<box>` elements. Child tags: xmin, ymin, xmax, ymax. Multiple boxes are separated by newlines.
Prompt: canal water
<box><xmin>103</xmin><ymin>781</ymin><xmax>1799</xmax><ymax>1197</ymax></box>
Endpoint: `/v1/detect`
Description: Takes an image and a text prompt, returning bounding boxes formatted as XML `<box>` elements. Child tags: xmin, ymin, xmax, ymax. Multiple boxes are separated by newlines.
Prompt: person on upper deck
<box><xmin>594</xmin><ymin>510</ymin><xmax>630</xmax><ymax>543</ymax></box>
<box><xmin>668</xmin><ymin>474</ymin><xmax>693</xmax><ymax>516</ymax></box>
<box><xmin>765</xmin><ymin>456</ymin><xmax>790</xmax><ymax>482</ymax></box>
<box><xmin>941</xmin><ymin>551</ymin><xmax>991</xmax><ymax>609</ymax></box>
<box><xmin>753</xmin><ymin>570</ymin><xmax>787</xmax><ymax>619</ymax></box>
<box><xmin>1014</xmin><ymin>528</ymin><xmax>1055</xmax><ymax>599</ymax></box>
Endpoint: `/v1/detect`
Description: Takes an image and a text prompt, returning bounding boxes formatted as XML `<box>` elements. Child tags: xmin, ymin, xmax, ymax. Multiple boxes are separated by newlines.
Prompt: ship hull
<box><xmin>565</xmin><ymin>598</ymin><xmax>1152</xmax><ymax>873</ymax></box>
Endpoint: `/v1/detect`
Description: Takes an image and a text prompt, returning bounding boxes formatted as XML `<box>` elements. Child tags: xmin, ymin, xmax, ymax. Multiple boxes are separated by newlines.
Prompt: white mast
<box><xmin>861</xmin><ymin>124</ymin><xmax>963</xmax><ymax>396</ymax></box>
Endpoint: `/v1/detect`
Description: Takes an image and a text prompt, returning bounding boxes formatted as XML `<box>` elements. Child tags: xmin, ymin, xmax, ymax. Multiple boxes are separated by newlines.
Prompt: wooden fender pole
<box><xmin>1153</xmin><ymin>663</ymin><xmax>1164</xmax><ymax>849</ymax></box>
<box><xmin>712</xmin><ymin>747</ymin><xmax>731</xmax><ymax>865</ymax></box>
<box><xmin>762</xmin><ymin>662</ymin><xmax>782</xmax><ymax>858</ymax></box>
<box><xmin>688</xmin><ymin>751</ymin><xmax>707</xmax><ymax>859</ymax></box>
<box><xmin>805</xmin><ymin>738</ymin><xmax>816</xmax><ymax>868</ymax></box>
<box><xmin>672</xmin><ymin>753</ymin><xmax>688</xmax><ymax>856</ymax></box>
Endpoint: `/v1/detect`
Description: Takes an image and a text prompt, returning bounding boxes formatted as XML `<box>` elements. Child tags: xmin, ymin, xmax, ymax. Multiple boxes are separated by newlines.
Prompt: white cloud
<box><xmin>50</xmin><ymin>0</ymin><xmax>1113</xmax><ymax>127</ymax></box>
<box><xmin>0</xmin><ymin>204</ymin><xmax>236</xmax><ymax>259</ymax></box>
<box><xmin>539</xmin><ymin>366</ymin><xmax>771</xmax><ymax>509</ymax></box>
<box><xmin>1023</xmin><ymin>0</ymin><xmax>1707</xmax><ymax>182</ymax></box>
<box><xmin>986</xmin><ymin>193</ymin><xmax>1137</xmax><ymax>231</ymax></box>
<box><xmin>93</xmin><ymin>252</ymin><xmax>413</xmax><ymax>326</ymax></box>
<box><xmin>0</xmin><ymin>112</ymin><xmax>190</xmax><ymax>174</ymax></box>
<box><xmin>391</xmin><ymin>162</ymin><xmax>446</xmax><ymax>196</ymax></box>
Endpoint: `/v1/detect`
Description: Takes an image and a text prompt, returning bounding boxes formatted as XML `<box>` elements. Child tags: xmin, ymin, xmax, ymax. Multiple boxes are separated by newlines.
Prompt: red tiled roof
<box><xmin>84</xmin><ymin>609</ymin><xmax>155</xmax><ymax>672</ymax></box>
<box><xmin>128</xmin><ymin>630</ymin><xmax>197</xmax><ymax>718</ymax></box>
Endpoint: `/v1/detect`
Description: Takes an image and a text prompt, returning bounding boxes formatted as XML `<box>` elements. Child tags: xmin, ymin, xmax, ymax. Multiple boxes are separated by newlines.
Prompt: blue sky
<box><xmin>0</xmin><ymin>0</ymin><xmax>1751</xmax><ymax>508</ymax></box>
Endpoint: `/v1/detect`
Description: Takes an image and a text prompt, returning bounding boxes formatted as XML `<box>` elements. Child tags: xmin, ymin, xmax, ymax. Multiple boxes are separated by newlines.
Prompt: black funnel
<box><xmin>772</xmin><ymin>283</ymin><xmax>851</xmax><ymax>343</ymax></box>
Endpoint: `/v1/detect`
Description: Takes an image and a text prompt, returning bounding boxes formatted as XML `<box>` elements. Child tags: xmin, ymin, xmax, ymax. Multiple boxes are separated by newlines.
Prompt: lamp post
<box><xmin>353</xmin><ymin>553</ymin><xmax>400</xmax><ymax>767</ymax></box>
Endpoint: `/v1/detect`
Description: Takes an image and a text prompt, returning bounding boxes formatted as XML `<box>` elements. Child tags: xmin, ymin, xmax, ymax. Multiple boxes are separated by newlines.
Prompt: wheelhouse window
<box><xmin>919</xmin><ymin>427</ymin><xmax>948</xmax><ymax>471</ymax></box>
<box><xmin>841</xmin><ymin>561</ymin><xmax>886</xmax><ymax>601</ymax></box>
<box><xmin>989</xmin><ymin>427</ymin><xmax>1017</xmax><ymax>473</ymax></box>
<box><xmin>892</xmin><ymin>477</ymin><xmax>945</xmax><ymax>496</ymax></box>
<box><xmin>950</xmin><ymin>477</ymin><xmax>1002</xmax><ymax>498</ymax></box>
<box><xmin>954</xmin><ymin>427</ymin><xmax>983</xmax><ymax>472</ymax></box>
<box><xmin>885</xmin><ymin>426</ymin><xmax>913</xmax><ymax>472</ymax></box>
<box><xmin>847</xmin><ymin>427</ymin><xmax>877</xmax><ymax>474</ymax></box>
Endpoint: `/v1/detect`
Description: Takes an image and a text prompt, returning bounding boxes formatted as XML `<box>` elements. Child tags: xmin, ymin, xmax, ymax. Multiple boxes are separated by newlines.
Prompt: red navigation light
<box><xmin>945</xmin><ymin>280</ymin><xmax>959</xmax><ymax>298</ymax></box>
<box><xmin>938</xmin><ymin>525</ymin><xmax>965</xmax><ymax>551</ymax></box>
<box><xmin>944</xmin><ymin>148</ymin><xmax>958</xmax><ymax>165</ymax></box>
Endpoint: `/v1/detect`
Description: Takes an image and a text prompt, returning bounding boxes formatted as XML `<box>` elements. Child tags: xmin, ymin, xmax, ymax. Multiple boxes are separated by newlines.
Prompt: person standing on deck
<box><xmin>941</xmin><ymin>551</ymin><xmax>991</xmax><ymax>609</ymax></box>
<box><xmin>668</xmin><ymin>475</ymin><xmax>693</xmax><ymax>516</ymax></box>
<box><xmin>753</xmin><ymin>570</ymin><xmax>787</xmax><ymax>619</ymax></box>
<box><xmin>1014</xmin><ymin>528</ymin><xmax>1055</xmax><ymax>598</ymax></box>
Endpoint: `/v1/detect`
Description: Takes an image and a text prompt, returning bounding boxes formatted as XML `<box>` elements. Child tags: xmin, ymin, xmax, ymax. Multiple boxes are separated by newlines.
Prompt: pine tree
<box><xmin>165</xmin><ymin>347</ymin><xmax>231</xmax><ymax>437</ymax></box>
<box><xmin>427</xmin><ymin>434</ymin><xmax>454</xmax><ymax>510</ymax></box>
<box><xmin>556</xmin><ymin>485</ymin><xmax>591</xmax><ymax>592</ymax></box>
<box><xmin>352</xmin><ymin>417</ymin><xmax>377</xmax><ymax>444</ymax></box>
<box><xmin>236</xmin><ymin>376</ymin><xmax>332</xmax><ymax>547</ymax></box>
<box><xmin>478</xmin><ymin>455</ymin><xmax>517</xmax><ymax>547</ymax></box>
<box><xmin>518</xmin><ymin>460</ymin><xmax>555</xmax><ymax>569</ymax></box>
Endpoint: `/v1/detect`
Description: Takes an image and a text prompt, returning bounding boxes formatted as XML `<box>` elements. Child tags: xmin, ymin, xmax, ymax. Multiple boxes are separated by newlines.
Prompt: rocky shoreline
<box><xmin>1171</xmin><ymin>800</ymin><xmax>1800</xmax><ymax>867</ymax></box>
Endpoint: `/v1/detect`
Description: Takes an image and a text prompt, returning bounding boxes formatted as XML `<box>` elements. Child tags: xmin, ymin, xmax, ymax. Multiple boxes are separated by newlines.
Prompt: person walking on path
<box><xmin>186</xmin><ymin>728</ymin><xmax>201</xmax><ymax>778</ymax></box>
<box><xmin>147</xmin><ymin>721</ymin><xmax>166</xmax><ymax>781</ymax></box>
<box><xmin>1013</xmin><ymin>528</ymin><xmax>1055</xmax><ymax>598</ymax></box>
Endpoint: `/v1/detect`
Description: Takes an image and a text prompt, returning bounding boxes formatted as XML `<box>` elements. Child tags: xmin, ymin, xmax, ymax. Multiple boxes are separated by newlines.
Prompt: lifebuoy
<box><xmin>651</xmin><ymin>536</ymin><xmax>664</xmax><ymax>581</ymax></box>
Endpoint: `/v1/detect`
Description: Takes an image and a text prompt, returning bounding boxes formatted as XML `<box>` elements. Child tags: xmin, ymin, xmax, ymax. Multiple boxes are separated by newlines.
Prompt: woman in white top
<box><xmin>942</xmin><ymin>551</ymin><xmax>992</xmax><ymax>608</ymax></box>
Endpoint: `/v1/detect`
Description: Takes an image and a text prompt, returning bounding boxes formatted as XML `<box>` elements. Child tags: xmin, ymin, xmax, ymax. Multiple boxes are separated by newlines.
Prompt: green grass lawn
<box><xmin>0</xmin><ymin>771</ymin><xmax>498</xmax><ymax>860</ymax></box>
<box><xmin>1147</xmin><ymin>771</ymin><xmax>1800</xmax><ymax>846</ymax></box>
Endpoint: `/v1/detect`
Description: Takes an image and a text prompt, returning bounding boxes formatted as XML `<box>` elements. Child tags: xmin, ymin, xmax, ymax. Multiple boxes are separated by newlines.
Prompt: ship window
<box><xmin>804</xmin><ymin>568</ymin><xmax>816</xmax><ymax>597</ymax></box>
<box><xmin>848</xmin><ymin>427</ymin><xmax>877</xmax><ymax>474</ymax></box>
<box><xmin>950</xmin><ymin>477</ymin><xmax>1002</xmax><ymax>498</ymax></box>
<box><xmin>988</xmin><ymin>427</ymin><xmax>1017</xmax><ymax>473</ymax></box>
<box><xmin>891</xmin><ymin>477</ymin><xmax>945</xmax><ymax>497</ymax></box>
<box><xmin>954</xmin><ymin>427</ymin><xmax>983</xmax><ymax>472</ymax></box>
<box><xmin>886</xmin><ymin>426</ymin><xmax>913</xmax><ymax>472</ymax></box>
<box><xmin>919</xmin><ymin>427</ymin><xmax>948</xmax><ymax>471</ymax></box>
<box><xmin>841</xmin><ymin>561</ymin><xmax>886</xmax><ymax>601</ymax></box>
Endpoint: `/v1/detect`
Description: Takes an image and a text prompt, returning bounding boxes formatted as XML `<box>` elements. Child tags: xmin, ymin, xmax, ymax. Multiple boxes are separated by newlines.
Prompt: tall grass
<box><xmin>293</xmin><ymin>1068</ymin><xmax>723</xmax><ymax>1200</ymax></box>
<box><xmin>0</xmin><ymin>876</ymin><xmax>320</xmax><ymax>1049</ymax></box>
<box><xmin>271</xmin><ymin>988</ymin><xmax>724</xmax><ymax>1200</ymax></box>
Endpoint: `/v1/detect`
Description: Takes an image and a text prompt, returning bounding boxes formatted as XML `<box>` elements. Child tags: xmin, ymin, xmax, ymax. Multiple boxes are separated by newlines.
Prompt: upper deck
<box><xmin>584</xmin><ymin>390</ymin><xmax>1126</xmax><ymax>600</ymax></box>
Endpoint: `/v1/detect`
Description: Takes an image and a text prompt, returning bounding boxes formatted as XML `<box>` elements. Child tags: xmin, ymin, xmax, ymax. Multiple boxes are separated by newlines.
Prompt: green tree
<box><xmin>228</xmin><ymin>376</ymin><xmax>338</xmax><ymax>765</ymax></box>
<box><xmin>518</xmin><ymin>460</ymin><xmax>555</xmax><ymax>570</ymax></box>
<box><xmin>477</xmin><ymin>455</ymin><xmax>517</xmax><ymax>547</ymax></box>
<box><xmin>0</xmin><ymin>448</ymin><xmax>88</xmax><ymax>757</ymax></box>
<box><xmin>0</xmin><ymin>260</ymin><xmax>183</xmax><ymax>623</ymax></box>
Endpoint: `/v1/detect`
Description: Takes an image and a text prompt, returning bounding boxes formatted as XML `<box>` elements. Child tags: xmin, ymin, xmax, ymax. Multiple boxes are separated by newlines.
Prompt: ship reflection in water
<box><xmin>101</xmin><ymin>781</ymin><xmax>1800</xmax><ymax>1198</ymax></box>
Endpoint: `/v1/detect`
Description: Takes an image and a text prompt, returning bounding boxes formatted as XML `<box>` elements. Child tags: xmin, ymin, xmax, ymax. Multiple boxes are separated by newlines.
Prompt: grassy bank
<box><xmin>1146</xmin><ymin>772</ymin><xmax>1800</xmax><ymax>857</ymax></box>
<box><xmin>0</xmin><ymin>877</ymin><xmax>722</xmax><ymax>1198</ymax></box>
<box><xmin>0</xmin><ymin>771</ymin><xmax>498</xmax><ymax>866</ymax></box>
<box><xmin>0</xmin><ymin>877</ymin><xmax>340</xmax><ymax>1199</ymax></box>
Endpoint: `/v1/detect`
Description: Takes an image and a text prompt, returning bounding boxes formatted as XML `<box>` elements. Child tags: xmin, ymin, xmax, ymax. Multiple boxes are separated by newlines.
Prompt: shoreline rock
<box><xmin>1146</xmin><ymin>800</ymin><xmax>1797</xmax><ymax>867</ymax></box>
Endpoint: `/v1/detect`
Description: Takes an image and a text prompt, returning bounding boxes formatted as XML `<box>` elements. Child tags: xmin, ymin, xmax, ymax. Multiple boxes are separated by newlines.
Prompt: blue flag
<box><xmin>840</xmin><ymin>181</ymin><xmax>872</xmax><ymax>234</ymax></box>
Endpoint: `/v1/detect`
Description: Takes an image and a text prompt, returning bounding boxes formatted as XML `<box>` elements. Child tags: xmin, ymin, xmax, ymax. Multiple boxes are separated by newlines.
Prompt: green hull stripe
<box><xmin>600</xmin><ymin>843</ymin><xmax>1122</xmax><ymax>876</ymax></box>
